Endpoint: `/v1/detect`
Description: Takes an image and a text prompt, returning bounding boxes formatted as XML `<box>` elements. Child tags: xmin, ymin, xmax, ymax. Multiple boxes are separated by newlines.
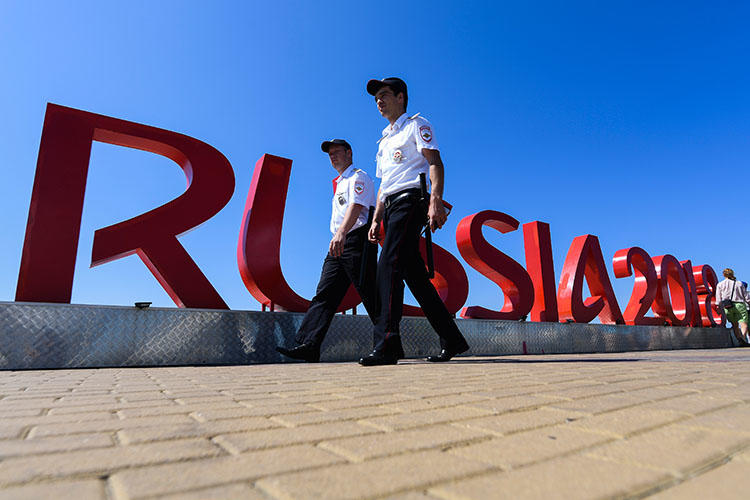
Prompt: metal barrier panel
<box><xmin>0</xmin><ymin>302</ymin><xmax>735</xmax><ymax>370</ymax></box>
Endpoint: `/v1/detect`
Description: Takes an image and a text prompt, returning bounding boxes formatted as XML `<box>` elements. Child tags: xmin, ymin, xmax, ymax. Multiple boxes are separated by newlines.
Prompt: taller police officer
<box><xmin>276</xmin><ymin>139</ymin><xmax>377</xmax><ymax>362</ymax></box>
<box><xmin>359</xmin><ymin>77</ymin><xmax>470</xmax><ymax>366</ymax></box>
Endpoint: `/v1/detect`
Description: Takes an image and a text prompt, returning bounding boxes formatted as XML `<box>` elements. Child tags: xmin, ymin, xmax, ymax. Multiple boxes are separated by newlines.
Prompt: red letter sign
<box><xmin>523</xmin><ymin>221</ymin><xmax>558</xmax><ymax>322</ymax></box>
<box><xmin>692</xmin><ymin>264</ymin><xmax>725</xmax><ymax>327</ymax></box>
<box><xmin>612</xmin><ymin>247</ymin><xmax>661</xmax><ymax>325</ymax></box>
<box><xmin>237</xmin><ymin>154</ymin><xmax>312</xmax><ymax>311</ymax></box>
<box><xmin>652</xmin><ymin>255</ymin><xmax>692</xmax><ymax>326</ymax></box>
<box><xmin>558</xmin><ymin>235</ymin><xmax>624</xmax><ymax>324</ymax></box>
<box><xmin>680</xmin><ymin>260</ymin><xmax>703</xmax><ymax>327</ymax></box>
<box><xmin>16</xmin><ymin>103</ymin><xmax>234</xmax><ymax>309</ymax></box>
<box><xmin>456</xmin><ymin>210</ymin><xmax>534</xmax><ymax>320</ymax></box>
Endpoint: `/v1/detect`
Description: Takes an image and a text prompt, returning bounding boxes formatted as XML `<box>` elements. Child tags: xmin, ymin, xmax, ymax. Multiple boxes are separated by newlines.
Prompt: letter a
<box><xmin>558</xmin><ymin>234</ymin><xmax>624</xmax><ymax>324</ymax></box>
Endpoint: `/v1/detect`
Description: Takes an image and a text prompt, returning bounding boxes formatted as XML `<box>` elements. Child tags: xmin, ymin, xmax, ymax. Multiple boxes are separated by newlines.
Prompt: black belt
<box><xmin>384</xmin><ymin>188</ymin><xmax>421</xmax><ymax>209</ymax></box>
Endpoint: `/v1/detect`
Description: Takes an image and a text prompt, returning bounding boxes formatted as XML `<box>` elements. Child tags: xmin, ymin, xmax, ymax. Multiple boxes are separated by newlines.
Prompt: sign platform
<box><xmin>0</xmin><ymin>302</ymin><xmax>735</xmax><ymax>370</ymax></box>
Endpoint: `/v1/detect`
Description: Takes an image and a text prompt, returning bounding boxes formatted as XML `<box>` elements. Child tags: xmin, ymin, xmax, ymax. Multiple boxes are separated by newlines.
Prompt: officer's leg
<box><xmin>345</xmin><ymin>231</ymin><xmax>379</xmax><ymax>323</ymax></box>
<box><xmin>403</xmin><ymin>245</ymin><xmax>468</xmax><ymax>351</ymax></box>
<box><xmin>295</xmin><ymin>255</ymin><xmax>351</xmax><ymax>347</ymax></box>
<box><xmin>372</xmin><ymin>202</ymin><xmax>415</xmax><ymax>356</ymax></box>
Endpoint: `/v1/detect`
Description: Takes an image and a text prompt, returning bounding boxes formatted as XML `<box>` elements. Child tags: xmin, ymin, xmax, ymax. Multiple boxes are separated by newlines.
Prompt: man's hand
<box><xmin>368</xmin><ymin>221</ymin><xmax>381</xmax><ymax>244</ymax></box>
<box><xmin>421</xmin><ymin>149</ymin><xmax>447</xmax><ymax>232</ymax></box>
<box><xmin>428</xmin><ymin>196</ymin><xmax>447</xmax><ymax>232</ymax></box>
<box><xmin>329</xmin><ymin>231</ymin><xmax>346</xmax><ymax>257</ymax></box>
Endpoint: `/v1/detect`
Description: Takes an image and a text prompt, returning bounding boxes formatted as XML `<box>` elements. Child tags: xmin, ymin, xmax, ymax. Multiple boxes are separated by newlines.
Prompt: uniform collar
<box><xmin>339</xmin><ymin>164</ymin><xmax>356</xmax><ymax>178</ymax></box>
<box><xmin>382</xmin><ymin>112</ymin><xmax>410</xmax><ymax>137</ymax></box>
<box><xmin>333</xmin><ymin>165</ymin><xmax>356</xmax><ymax>191</ymax></box>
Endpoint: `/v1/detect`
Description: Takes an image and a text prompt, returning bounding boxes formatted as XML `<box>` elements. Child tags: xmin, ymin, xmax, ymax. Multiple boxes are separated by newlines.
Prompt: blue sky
<box><xmin>1</xmin><ymin>1</ymin><xmax>748</xmax><ymax>315</ymax></box>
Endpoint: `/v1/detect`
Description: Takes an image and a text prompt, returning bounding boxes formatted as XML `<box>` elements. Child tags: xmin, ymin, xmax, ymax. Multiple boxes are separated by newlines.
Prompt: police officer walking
<box><xmin>276</xmin><ymin>139</ymin><xmax>377</xmax><ymax>362</ymax></box>
<box><xmin>360</xmin><ymin>77</ymin><xmax>470</xmax><ymax>366</ymax></box>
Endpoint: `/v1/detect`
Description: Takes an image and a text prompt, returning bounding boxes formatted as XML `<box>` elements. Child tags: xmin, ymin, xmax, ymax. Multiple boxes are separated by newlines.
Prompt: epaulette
<box><xmin>377</xmin><ymin>113</ymin><xmax>421</xmax><ymax>143</ymax></box>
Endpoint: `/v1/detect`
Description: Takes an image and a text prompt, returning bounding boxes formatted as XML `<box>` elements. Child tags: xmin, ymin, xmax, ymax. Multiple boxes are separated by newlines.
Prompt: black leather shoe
<box><xmin>359</xmin><ymin>350</ymin><xmax>399</xmax><ymax>366</ymax></box>
<box><xmin>426</xmin><ymin>343</ymin><xmax>469</xmax><ymax>362</ymax></box>
<box><xmin>276</xmin><ymin>343</ymin><xmax>320</xmax><ymax>362</ymax></box>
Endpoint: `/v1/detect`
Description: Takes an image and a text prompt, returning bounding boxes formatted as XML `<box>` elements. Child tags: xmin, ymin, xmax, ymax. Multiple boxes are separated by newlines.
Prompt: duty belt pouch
<box><xmin>720</xmin><ymin>280</ymin><xmax>736</xmax><ymax>310</ymax></box>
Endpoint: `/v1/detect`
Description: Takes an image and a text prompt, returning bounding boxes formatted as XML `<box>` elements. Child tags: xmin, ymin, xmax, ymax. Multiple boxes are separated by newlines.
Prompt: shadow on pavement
<box><xmin>402</xmin><ymin>357</ymin><xmax>645</xmax><ymax>364</ymax></box>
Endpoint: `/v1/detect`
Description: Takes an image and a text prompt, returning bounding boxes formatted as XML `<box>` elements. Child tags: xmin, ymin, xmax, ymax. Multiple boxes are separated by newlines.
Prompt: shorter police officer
<box><xmin>276</xmin><ymin>139</ymin><xmax>377</xmax><ymax>362</ymax></box>
<box><xmin>360</xmin><ymin>77</ymin><xmax>470</xmax><ymax>366</ymax></box>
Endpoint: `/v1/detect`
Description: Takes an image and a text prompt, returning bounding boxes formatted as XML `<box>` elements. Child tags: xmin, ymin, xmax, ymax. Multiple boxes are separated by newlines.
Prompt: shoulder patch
<box><xmin>419</xmin><ymin>125</ymin><xmax>433</xmax><ymax>142</ymax></box>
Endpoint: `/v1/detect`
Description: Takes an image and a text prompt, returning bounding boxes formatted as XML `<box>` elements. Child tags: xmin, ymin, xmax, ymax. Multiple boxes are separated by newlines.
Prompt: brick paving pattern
<box><xmin>0</xmin><ymin>348</ymin><xmax>748</xmax><ymax>499</ymax></box>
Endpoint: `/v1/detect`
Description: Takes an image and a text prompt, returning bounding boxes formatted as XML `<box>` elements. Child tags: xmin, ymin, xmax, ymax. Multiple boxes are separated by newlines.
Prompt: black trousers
<box><xmin>372</xmin><ymin>191</ymin><xmax>467</xmax><ymax>355</ymax></box>
<box><xmin>295</xmin><ymin>225</ymin><xmax>377</xmax><ymax>347</ymax></box>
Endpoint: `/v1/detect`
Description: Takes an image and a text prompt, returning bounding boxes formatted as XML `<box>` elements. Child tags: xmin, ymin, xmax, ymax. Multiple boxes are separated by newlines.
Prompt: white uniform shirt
<box><xmin>330</xmin><ymin>165</ymin><xmax>375</xmax><ymax>235</ymax></box>
<box><xmin>715</xmin><ymin>278</ymin><xmax>750</xmax><ymax>305</ymax></box>
<box><xmin>376</xmin><ymin>112</ymin><xmax>438</xmax><ymax>202</ymax></box>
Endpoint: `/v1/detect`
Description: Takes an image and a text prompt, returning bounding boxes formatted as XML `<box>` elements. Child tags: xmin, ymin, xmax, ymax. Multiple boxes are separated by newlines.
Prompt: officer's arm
<box><xmin>373</xmin><ymin>189</ymin><xmax>385</xmax><ymax>223</ymax></box>
<box><xmin>422</xmin><ymin>149</ymin><xmax>447</xmax><ymax>231</ymax></box>
<box><xmin>338</xmin><ymin>203</ymin><xmax>364</xmax><ymax>235</ymax></box>
<box><xmin>368</xmin><ymin>190</ymin><xmax>385</xmax><ymax>243</ymax></box>
<box><xmin>330</xmin><ymin>203</ymin><xmax>364</xmax><ymax>257</ymax></box>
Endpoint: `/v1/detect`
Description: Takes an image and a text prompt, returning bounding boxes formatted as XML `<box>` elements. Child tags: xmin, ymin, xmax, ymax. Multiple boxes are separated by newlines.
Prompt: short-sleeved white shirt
<box><xmin>330</xmin><ymin>165</ymin><xmax>375</xmax><ymax>235</ymax></box>
<box><xmin>716</xmin><ymin>278</ymin><xmax>750</xmax><ymax>305</ymax></box>
<box><xmin>375</xmin><ymin>112</ymin><xmax>438</xmax><ymax>202</ymax></box>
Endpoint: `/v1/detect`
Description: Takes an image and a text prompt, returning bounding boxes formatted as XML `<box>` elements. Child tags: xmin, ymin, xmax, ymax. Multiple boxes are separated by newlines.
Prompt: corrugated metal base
<box><xmin>0</xmin><ymin>302</ymin><xmax>736</xmax><ymax>369</ymax></box>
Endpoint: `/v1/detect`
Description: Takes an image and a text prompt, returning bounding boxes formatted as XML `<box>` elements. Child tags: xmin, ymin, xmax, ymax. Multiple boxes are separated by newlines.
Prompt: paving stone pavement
<box><xmin>0</xmin><ymin>348</ymin><xmax>749</xmax><ymax>499</ymax></box>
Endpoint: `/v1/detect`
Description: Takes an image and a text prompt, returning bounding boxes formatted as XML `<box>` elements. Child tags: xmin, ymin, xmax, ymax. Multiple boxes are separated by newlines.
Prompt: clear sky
<box><xmin>1</xmin><ymin>1</ymin><xmax>748</xmax><ymax>316</ymax></box>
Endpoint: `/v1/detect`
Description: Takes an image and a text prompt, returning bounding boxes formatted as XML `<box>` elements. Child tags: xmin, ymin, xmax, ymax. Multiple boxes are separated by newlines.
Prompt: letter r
<box><xmin>15</xmin><ymin>103</ymin><xmax>234</xmax><ymax>309</ymax></box>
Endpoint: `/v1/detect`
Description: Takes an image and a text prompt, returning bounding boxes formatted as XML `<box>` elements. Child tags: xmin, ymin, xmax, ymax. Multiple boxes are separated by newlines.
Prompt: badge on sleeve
<box><xmin>419</xmin><ymin>126</ymin><xmax>432</xmax><ymax>142</ymax></box>
<box><xmin>354</xmin><ymin>181</ymin><xmax>364</xmax><ymax>195</ymax></box>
